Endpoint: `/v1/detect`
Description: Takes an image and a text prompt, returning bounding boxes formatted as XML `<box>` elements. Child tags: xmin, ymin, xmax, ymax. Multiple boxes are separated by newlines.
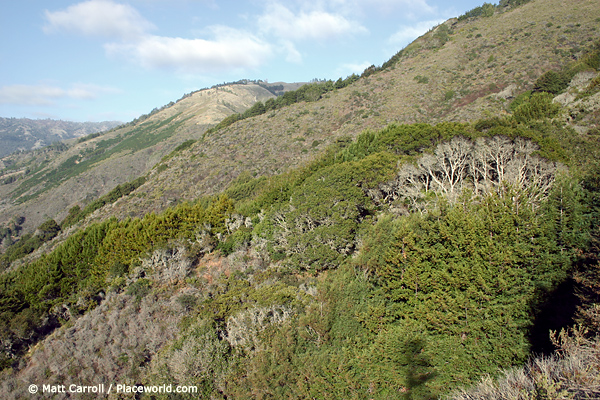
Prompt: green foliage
<box><xmin>509</xmin><ymin>90</ymin><xmax>532</xmax><ymax>113</ymax></box>
<box><xmin>61</xmin><ymin>205</ymin><xmax>82</xmax><ymax>228</ymax></box>
<box><xmin>458</xmin><ymin>2</ymin><xmax>496</xmax><ymax>21</ymax></box>
<box><xmin>159</xmin><ymin>139</ymin><xmax>197</xmax><ymax>164</ymax></box>
<box><xmin>533</xmin><ymin>41</ymin><xmax>600</xmax><ymax>96</ymax></box>
<box><xmin>0</xmin><ymin>218</ymin><xmax>114</xmax><ymax>362</ymax></box>
<box><xmin>76</xmin><ymin>131</ymin><xmax>103</xmax><ymax>143</ymax></box>
<box><xmin>177</xmin><ymin>294</ymin><xmax>197</xmax><ymax>311</ymax></box>
<box><xmin>4</xmin><ymin>110</ymin><xmax>599</xmax><ymax>398</ymax></box>
<box><xmin>126</xmin><ymin>278</ymin><xmax>151</xmax><ymax>302</ymax></box>
<box><xmin>340</xmin><ymin>122</ymin><xmax>475</xmax><ymax>161</ymax></box>
<box><xmin>11</xmin><ymin>115</ymin><xmax>184</xmax><ymax>203</ymax></box>
<box><xmin>365</xmin><ymin>190</ymin><xmax>574</xmax><ymax>390</ymax></box>
<box><xmin>36</xmin><ymin>219</ymin><xmax>61</xmax><ymax>241</ymax></box>
<box><xmin>92</xmin><ymin>199</ymin><xmax>219</xmax><ymax>279</ymax></box>
<box><xmin>512</xmin><ymin>92</ymin><xmax>561</xmax><ymax>123</ymax></box>
<box><xmin>205</xmin><ymin>75</ymin><xmax>360</xmax><ymax>135</ymax></box>
<box><xmin>433</xmin><ymin>24</ymin><xmax>452</xmax><ymax>47</ymax></box>
<box><xmin>534</xmin><ymin>70</ymin><xmax>571</xmax><ymax>95</ymax></box>
<box><xmin>370</xmin><ymin>328</ymin><xmax>437</xmax><ymax>399</ymax></box>
<box><xmin>221</xmin><ymin>266</ymin><xmax>378</xmax><ymax>398</ymax></box>
<box><xmin>144</xmin><ymin>319</ymin><xmax>229</xmax><ymax>398</ymax></box>
<box><xmin>498</xmin><ymin>0</ymin><xmax>532</xmax><ymax>8</ymax></box>
<box><xmin>0</xmin><ymin>219</ymin><xmax>61</xmax><ymax>266</ymax></box>
<box><xmin>256</xmin><ymin>162</ymin><xmax>373</xmax><ymax>271</ymax></box>
<box><xmin>0</xmin><ymin>194</ymin><xmax>236</xmax><ymax>364</ymax></box>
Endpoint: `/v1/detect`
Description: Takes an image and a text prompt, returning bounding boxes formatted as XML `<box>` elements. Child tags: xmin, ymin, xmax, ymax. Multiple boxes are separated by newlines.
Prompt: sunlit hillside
<box><xmin>1</xmin><ymin>0</ymin><xmax>600</xmax><ymax>399</ymax></box>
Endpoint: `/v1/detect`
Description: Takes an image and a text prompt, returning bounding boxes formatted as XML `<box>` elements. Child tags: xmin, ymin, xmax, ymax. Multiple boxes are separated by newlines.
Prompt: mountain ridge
<box><xmin>1</xmin><ymin>0</ymin><xmax>600</xmax><ymax>398</ymax></box>
<box><xmin>83</xmin><ymin>0</ymin><xmax>600</xmax><ymax>224</ymax></box>
<box><xmin>0</xmin><ymin>83</ymin><xmax>280</xmax><ymax>232</ymax></box>
<box><xmin>0</xmin><ymin>117</ymin><xmax>121</xmax><ymax>158</ymax></box>
<box><xmin>2</xmin><ymin>0</ymin><xmax>599</xmax><ymax>234</ymax></box>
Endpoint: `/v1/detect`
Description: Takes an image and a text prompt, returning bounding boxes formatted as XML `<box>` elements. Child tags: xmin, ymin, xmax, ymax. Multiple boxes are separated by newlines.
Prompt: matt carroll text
<box><xmin>33</xmin><ymin>383</ymin><xmax>198</xmax><ymax>395</ymax></box>
<box><xmin>42</xmin><ymin>384</ymin><xmax>107</xmax><ymax>394</ymax></box>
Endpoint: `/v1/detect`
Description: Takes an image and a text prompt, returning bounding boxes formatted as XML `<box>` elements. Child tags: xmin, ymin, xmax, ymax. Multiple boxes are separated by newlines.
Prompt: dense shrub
<box><xmin>533</xmin><ymin>70</ymin><xmax>571</xmax><ymax>94</ymax></box>
<box><xmin>512</xmin><ymin>92</ymin><xmax>561</xmax><ymax>123</ymax></box>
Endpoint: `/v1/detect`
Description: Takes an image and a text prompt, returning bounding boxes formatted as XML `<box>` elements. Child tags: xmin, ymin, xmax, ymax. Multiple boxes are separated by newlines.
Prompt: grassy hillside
<box><xmin>0</xmin><ymin>83</ymin><xmax>276</xmax><ymax>233</ymax></box>
<box><xmin>84</xmin><ymin>0</ymin><xmax>600</xmax><ymax>224</ymax></box>
<box><xmin>1</xmin><ymin>0</ymin><xmax>600</xmax><ymax>398</ymax></box>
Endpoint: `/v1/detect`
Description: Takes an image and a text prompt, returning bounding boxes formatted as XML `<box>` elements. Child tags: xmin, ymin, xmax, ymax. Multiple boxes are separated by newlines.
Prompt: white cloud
<box><xmin>277</xmin><ymin>40</ymin><xmax>303</xmax><ymax>63</ymax></box>
<box><xmin>0</xmin><ymin>84</ymin><xmax>120</xmax><ymax>106</ymax></box>
<box><xmin>387</xmin><ymin>19</ymin><xmax>444</xmax><ymax>48</ymax></box>
<box><xmin>307</xmin><ymin>0</ymin><xmax>436</xmax><ymax>18</ymax></box>
<box><xmin>44</xmin><ymin>0</ymin><xmax>155</xmax><ymax>40</ymax></box>
<box><xmin>336</xmin><ymin>61</ymin><xmax>372</xmax><ymax>77</ymax></box>
<box><xmin>258</xmin><ymin>3</ymin><xmax>367</xmax><ymax>41</ymax></box>
<box><xmin>44</xmin><ymin>1</ymin><xmax>272</xmax><ymax>74</ymax></box>
<box><xmin>105</xmin><ymin>26</ymin><xmax>273</xmax><ymax>73</ymax></box>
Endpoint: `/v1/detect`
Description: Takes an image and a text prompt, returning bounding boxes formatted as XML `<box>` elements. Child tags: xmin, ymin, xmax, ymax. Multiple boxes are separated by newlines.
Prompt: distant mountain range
<box><xmin>1</xmin><ymin>0</ymin><xmax>600</xmax><ymax>398</ymax></box>
<box><xmin>0</xmin><ymin>117</ymin><xmax>122</xmax><ymax>158</ymax></box>
<box><xmin>0</xmin><ymin>83</ymin><xmax>281</xmax><ymax>231</ymax></box>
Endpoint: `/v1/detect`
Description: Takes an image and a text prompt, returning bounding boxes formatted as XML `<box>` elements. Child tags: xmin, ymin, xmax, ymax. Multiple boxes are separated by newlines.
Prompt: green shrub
<box><xmin>177</xmin><ymin>294</ymin><xmax>197</xmax><ymax>311</ymax></box>
<box><xmin>513</xmin><ymin>92</ymin><xmax>561</xmax><ymax>123</ymax></box>
<box><xmin>534</xmin><ymin>70</ymin><xmax>571</xmax><ymax>94</ymax></box>
<box><xmin>458</xmin><ymin>2</ymin><xmax>496</xmax><ymax>21</ymax></box>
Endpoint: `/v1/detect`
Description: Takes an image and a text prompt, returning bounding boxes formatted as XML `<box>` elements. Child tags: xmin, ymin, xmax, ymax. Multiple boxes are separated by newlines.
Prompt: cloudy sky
<box><xmin>1</xmin><ymin>0</ymin><xmax>486</xmax><ymax>122</ymax></box>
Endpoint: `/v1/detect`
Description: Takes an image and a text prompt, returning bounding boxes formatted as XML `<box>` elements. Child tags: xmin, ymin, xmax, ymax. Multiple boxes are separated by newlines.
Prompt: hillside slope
<box><xmin>89</xmin><ymin>0</ymin><xmax>599</xmax><ymax>223</ymax></box>
<box><xmin>2</xmin><ymin>0</ymin><xmax>598</xmax><ymax>233</ymax></box>
<box><xmin>0</xmin><ymin>84</ymin><xmax>276</xmax><ymax>232</ymax></box>
<box><xmin>1</xmin><ymin>0</ymin><xmax>600</xmax><ymax>399</ymax></box>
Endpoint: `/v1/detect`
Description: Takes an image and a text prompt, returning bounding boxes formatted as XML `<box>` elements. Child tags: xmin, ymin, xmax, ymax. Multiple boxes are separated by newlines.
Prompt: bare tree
<box><xmin>374</xmin><ymin>136</ymin><xmax>560</xmax><ymax>211</ymax></box>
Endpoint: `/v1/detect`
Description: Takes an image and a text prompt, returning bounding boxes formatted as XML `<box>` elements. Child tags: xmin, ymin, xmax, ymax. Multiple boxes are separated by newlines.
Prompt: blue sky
<box><xmin>1</xmin><ymin>0</ymin><xmax>488</xmax><ymax>122</ymax></box>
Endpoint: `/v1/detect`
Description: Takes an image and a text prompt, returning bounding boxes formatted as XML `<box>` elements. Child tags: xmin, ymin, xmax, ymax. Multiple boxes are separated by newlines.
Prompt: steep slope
<box><xmin>89</xmin><ymin>0</ymin><xmax>600</xmax><ymax>223</ymax></box>
<box><xmin>0</xmin><ymin>84</ymin><xmax>276</xmax><ymax>232</ymax></box>
<box><xmin>1</xmin><ymin>1</ymin><xmax>600</xmax><ymax>399</ymax></box>
<box><xmin>0</xmin><ymin>118</ymin><xmax>121</xmax><ymax>158</ymax></box>
<box><xmin>4</xmin><ymin>0</ymin><xmax>596</xmax><ymax>233</ymax></box>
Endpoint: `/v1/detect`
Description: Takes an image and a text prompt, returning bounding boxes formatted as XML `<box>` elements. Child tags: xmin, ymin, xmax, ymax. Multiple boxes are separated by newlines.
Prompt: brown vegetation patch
<box><xmin>454</xmin><ymin>84</ymin><xmax>506</xmax><ymax>108</ymax></box>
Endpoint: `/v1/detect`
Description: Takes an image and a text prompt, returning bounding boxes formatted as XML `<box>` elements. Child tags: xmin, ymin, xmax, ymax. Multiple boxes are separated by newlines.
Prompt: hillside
<box><xmin>86</xmin><ymin>0</ymin><xmax>600</xmax><ymax>223</ymax></box>
<box><xmin>1</xmin><ymin>0</ymin><xmax>600</xmax><ymax>399</ymax></box>
<box><xmin>0</xmin><ymin>83</ymin><xmax>277</xmax><ymax>232</ymax></box>
<box><xmin>0</xmin><ymin>117</ymin><xmax>120</xmax><ymax>158</ymax></box>
<box><xmin>1</xmin><ymin>0</ymin><xmax>598</xmax><ymax>234</ymax></box>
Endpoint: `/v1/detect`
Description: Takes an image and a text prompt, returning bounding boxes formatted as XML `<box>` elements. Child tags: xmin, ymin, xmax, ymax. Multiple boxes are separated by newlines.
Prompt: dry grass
<box><xmin>450</xmin><ymin>323</ymin><xmax>600</xmax><ymax>400</ymax></box>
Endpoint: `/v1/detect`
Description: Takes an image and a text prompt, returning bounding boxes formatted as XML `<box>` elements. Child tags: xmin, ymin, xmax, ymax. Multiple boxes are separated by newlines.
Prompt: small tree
<box><xmin>513</xmin><ymin>92</ymin><xmax>561</xmax><ymax>123</ymax></box>
<box><xmin>36</xmin><ymin>219</ymin><xmax>61</xmax><ymax>242</ymax></box>
<box><xmin>534</xmin><ymin>70</ymin><xmax>571</xmax><ymax>95</ymax></box>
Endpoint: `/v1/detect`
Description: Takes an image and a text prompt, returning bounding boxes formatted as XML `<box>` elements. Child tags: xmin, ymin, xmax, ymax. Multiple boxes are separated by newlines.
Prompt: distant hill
<box><xmin>1</xmin><ymin>0</ymin><xmax>600</xmax><ymax>399</ymax></box>
<box><xmin>0</xmin><ymin>117</ymin><xmax>121</xmax><ymax>158</ymax></box>
<box><xmin>2</xmin><ymin>0</ymin><xmax>599</xmax><ymax>233</ymax></box>
<box><xmin>0</xmin><ymin>83</ymin><xmax>280</xmax><ymax>231</ymax></box>
<box><xmin>83</xmin><ymin>0</ymin><xmax>600</xmax><ymax>224</ymax></box>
